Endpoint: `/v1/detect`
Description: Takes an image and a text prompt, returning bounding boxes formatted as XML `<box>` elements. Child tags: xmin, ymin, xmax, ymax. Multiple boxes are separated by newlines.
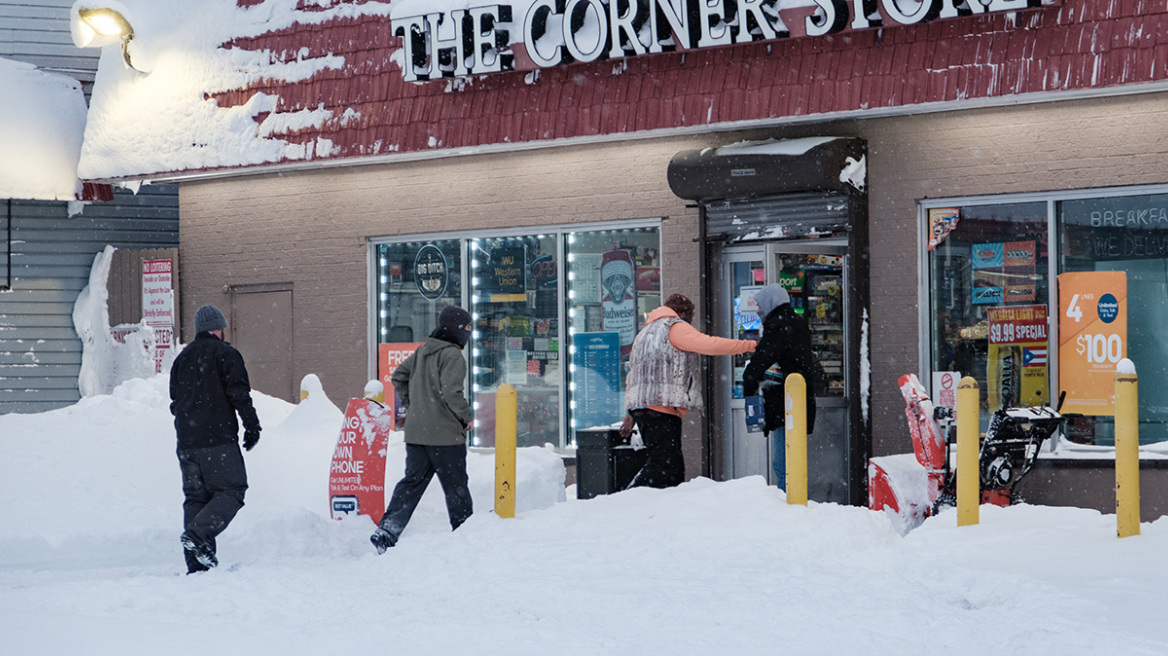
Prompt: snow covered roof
<box><xmin>0</xmin><ymin>57</ymin><xmax>90</xmax><ymax>201</ymax></box>
<box><xmin>76</xmin><ymin>0</ymin><xmax>1165</xmax><ymax>183</ymax></box>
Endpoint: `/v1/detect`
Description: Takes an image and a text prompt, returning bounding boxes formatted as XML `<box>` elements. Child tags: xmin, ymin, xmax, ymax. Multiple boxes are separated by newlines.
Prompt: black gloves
<box><xmin>243</xmin><ymin>429</ymin><xmax>261</xmax><ymax>451</ymax></box>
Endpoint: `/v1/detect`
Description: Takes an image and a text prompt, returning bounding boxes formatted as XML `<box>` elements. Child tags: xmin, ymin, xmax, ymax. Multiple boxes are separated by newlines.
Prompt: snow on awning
<box><xmin>0</xmin><ymin>57</ymin><xmax>90</xmax><ymax>201</ymax></box>
<box><xmin>667</xmin><ymin>137</ymin><xmax>867</xmax><ymax>201</ymax></box>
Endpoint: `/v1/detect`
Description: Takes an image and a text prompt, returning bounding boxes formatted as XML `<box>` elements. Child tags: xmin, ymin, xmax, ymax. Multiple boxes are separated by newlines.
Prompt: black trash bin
<box><xmin>576</xmin><ymin>426</ymin><xmax>648</xmax><ymax>499</ymax></box>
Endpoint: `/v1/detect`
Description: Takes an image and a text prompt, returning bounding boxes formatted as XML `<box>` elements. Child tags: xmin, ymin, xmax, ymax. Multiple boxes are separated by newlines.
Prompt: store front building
<box><xmin>78</xmin><ymin>0</ymin><xmax>1168</xmax><ymax>516</ymax></box>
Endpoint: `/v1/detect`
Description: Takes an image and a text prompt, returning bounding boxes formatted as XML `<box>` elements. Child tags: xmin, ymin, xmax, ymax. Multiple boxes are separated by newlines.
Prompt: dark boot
<box><xmin>181</xmin><ymin>532</ymin><xmax>218</xmax><ymax>569</ymax></box>
<box><xmin>370</xmin><ymin>527</ymin><xmax>395</xmax><ymax>555</ymax></box>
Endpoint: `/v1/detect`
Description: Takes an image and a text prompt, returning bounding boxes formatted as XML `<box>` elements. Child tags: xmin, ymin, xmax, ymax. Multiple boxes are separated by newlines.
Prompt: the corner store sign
<box><xmin>392</xmin><ymin>0</ymin><xmax>1058</xmax><ymax>82</ymax></box>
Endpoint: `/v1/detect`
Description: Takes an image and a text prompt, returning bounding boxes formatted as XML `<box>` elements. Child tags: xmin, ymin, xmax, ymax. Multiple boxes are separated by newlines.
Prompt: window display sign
<box><xmin>972</xmin><ymin>240</ymin><xmax>1036</xmax><ymax>304</ymax></box>
<box><xmin>571</xmin><ymin>252</ymin><xmax>602</xmax><ymax>303</ymax></box>
<box><xmin>931</xmin><ymin>371</ymin><xmax>961</xmax><ymax>413</ymax></box>
<box><xmin>986</xmin><ymin>305</ymin><xmax>1048</xmax><ymax>409</ymax></box>
<box><xmin>1058</xmin><ymin>272</ymin><xmax>1127</xmax><ymax>415</ymax></box>
<box><xmin>601</xmin><ymin>249</ymin><xmax>637</xmax><ymax>355</ymax></box>
<box><xmin>378</xmin><ymin>342</ymin><xmax>423</xmax><ymax>427</ymax></box>
<box><xmin>928</xmin><ymin>208</ymin><xmax>959</xmax><ymax>251</ymax></box>
<box><xmin>572</xmin><ymin>332</ymin><xmax>622</xmax><ymax>430</ymax></box>
<box><xmin>485</xmin><ymin>246</ymin><xmax>527</xmax><ymax>299</ymax></box>
<box><xmin>414</xmin><ymin>243</ymin><xmax>449</xmax><ymax>300</ymax></box>
<box><xmin>531</xmin><ymin>254</ymin><xmax>556</xmax><ymax>288</ymax></box>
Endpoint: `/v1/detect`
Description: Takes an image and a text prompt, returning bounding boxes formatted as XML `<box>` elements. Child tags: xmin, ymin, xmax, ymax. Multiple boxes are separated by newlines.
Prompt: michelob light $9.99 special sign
<box><xmin>1058</xmin><ymin>271</ymin><xmax>1127</xmax><ymax>415</ymax></box>
<box><xmin>986</xmin><ymin>305</ymin><xmax>1048</xmax><ymax>410</ymax></box>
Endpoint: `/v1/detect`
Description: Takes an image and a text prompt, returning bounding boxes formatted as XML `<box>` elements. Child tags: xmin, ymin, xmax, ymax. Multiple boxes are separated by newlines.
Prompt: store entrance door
<box><xmin>718</xmin><ymin>241</ymin><xmax>852</xmax><ymax>504</ymax></box>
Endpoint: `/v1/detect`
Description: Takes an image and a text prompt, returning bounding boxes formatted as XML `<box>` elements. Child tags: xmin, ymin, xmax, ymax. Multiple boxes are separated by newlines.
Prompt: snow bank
<box><xmin>1</xmin><ymin>373</ymin><xmax>1167</xmax><ymax>654</ymax></box>
<box><xmin>0</xmin><ymin>57</ymin><xmax>87</xmax><ymax>201</ymax></box>
<box><xmin>0</xmin><ymin>371</ymin><xmax>564</xmax><ymax>568</ymax></box>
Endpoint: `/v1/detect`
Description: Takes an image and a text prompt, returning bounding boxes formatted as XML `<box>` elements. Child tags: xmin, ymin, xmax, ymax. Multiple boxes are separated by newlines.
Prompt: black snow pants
<box><xmin>178</xmin><ymin>443</ymin><xmax>248</xmax><ymax>562</ymax></box>
<box><xmin>377</xmin><ymin>443</ymin><xmax>473</xmax><ymax>546</ymax></box>
<box><xmin>627</xmin><ymin>409</ymin><xmax>685</xmax><ymax>489</ymax></box>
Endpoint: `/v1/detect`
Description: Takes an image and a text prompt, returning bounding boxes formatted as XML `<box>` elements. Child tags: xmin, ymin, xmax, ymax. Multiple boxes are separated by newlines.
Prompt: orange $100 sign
<box><xmin>1058</xmin><ymin>272</ymin><xmax>1127</xmax><ymax>415</ymax></box>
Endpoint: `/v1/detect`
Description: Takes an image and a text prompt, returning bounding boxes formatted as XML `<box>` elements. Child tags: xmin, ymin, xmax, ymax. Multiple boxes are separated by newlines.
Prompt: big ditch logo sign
<box><xmin>391</xmin><ymin>0</ymin><xmax>1059</xmax><ymax>82</ymax></box>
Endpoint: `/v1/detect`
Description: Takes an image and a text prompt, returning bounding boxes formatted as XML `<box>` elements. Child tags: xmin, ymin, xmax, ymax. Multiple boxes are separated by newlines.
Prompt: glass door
<box><xmin>768</xmin><ymin>241</ymin><xmax>851</xmax><ymax>504</ymax></box>
<box><xmin>719</xmin><ymin>248</ymin><xmax>769</xmax><ymax>482</ymax></box>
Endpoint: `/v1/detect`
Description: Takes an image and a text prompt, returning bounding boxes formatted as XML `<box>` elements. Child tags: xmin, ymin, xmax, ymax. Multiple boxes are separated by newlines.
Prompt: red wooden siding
<box><xmin>196</xmin><ymin>0</ymin><xmax>1168</xmax><ymax>175</ymax></box>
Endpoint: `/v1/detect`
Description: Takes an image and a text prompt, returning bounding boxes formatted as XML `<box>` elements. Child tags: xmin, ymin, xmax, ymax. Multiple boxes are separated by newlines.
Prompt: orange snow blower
<box><xmin>870</xmin><ymin>374</ymin><xmax>1064</xmax><ymax>520</ymax></box>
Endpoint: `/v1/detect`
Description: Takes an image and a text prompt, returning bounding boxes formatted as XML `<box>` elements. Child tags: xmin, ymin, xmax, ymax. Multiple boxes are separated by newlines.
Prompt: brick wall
<box><xmin>180</xmin><ymin>135</ymin><xmax>710</xmax><ymax>478</ymax></box>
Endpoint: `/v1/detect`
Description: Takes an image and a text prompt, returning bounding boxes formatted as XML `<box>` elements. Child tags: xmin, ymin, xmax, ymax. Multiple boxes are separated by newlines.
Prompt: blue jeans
<box><xmin>771</xmin><ymin>425</ymin><xmax>786</xmax><ymax>491</ymax></box>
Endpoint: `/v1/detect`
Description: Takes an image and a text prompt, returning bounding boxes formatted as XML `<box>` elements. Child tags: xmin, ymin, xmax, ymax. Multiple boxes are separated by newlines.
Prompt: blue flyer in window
<box><xmin>744</xmin><ymin>395</ymin><xmax>764</xmax><ymax>433</ymax></box>
<box><xmin>573</xmin><ymin>332</ymin><xmax>622</xmax><ymax>429</ymax></box>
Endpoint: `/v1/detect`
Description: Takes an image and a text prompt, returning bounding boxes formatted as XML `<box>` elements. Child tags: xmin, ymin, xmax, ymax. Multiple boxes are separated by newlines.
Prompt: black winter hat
<box><xmin>194</xmin><ymin>305</ymin><xmax>227</xmax><ymax>333</ymax></box>
<box><xmin>438</xmin><ymin>305</ymin><xmax>472</xmax><ymax>332</ymax></box>
<box><xmin>433</xmin><ymin>305</ymin><xmax>472</xmax><ymax>348</ymax></box>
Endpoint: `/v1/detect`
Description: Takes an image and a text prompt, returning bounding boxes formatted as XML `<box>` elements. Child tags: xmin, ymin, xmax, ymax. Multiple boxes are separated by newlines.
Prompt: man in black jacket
<box><xmin>742</xmin><ymin>284</ymin><xmax>825</xmax><ymax>490</ymax></box>
<box><xmin>170</xmin><ymin>304</ymin><xmax>261</xmax><ymax>573</ymax></box>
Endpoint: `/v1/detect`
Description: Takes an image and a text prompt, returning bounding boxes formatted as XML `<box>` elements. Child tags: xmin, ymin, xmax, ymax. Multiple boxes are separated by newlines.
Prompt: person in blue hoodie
<box><xmin>742</xmin><ymin>284</ymin><xmax>824</xmax><ymax>490</ymax></box>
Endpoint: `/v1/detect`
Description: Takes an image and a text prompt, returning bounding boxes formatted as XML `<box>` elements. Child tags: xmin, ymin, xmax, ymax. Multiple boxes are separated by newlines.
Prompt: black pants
<box><xmin>628</xmin><ymin>409</ymin><xmax>684</xmax><ymax>489</ymax></box>
<box><xmin>378</xmin><ymin>443</ymin><xmax>473</xmax><ymax>546</ymax></box>
<box><xmin>178</xmin><ymin>443</ymin><xmax>247</xmax><ymax>565</ymax></box>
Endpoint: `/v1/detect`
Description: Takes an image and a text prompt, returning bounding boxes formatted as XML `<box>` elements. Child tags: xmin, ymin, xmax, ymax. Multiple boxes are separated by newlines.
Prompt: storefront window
<box><xmin>375</xmin><ymin>239</ymin><xmax>463</xmax><ymax>345</ymax></box>
<box><xmin>565</xmin><ymin>227</ymin><xmax>661</xmax><ymax>445</ymax></box>
<box><xmin>1059</xmin><ymin>193</ymin><xmax>1168</xmax><ymax>446</ymax></box>
<box><xmin>926</xmin><ymin>202</ymin><xmax>1051</xmax><ymax>425</ymax></box>
<box><xmin>469</xmin><ymin>235</ymin><xmax>561</xmax><ymax>449</ymax></box>
<box><xmin>925</xmin><ymin>189</ymin><xmax>1168</xmax><ymax>448</ymax></box>
<box><xmin>373</xmin><ymin>224</ymin><xmax>661</xmax><ymax>453</ymax></box>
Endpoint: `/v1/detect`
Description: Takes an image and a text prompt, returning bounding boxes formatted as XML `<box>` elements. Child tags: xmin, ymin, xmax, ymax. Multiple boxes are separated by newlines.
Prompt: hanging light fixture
<box><xmin>71</xmin><ymin>3</ymin><xmax>144</xmax><ymax>73</ymax></box>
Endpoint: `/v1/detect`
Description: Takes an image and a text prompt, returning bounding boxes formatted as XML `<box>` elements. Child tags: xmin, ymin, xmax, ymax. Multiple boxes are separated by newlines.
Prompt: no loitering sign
<box><xmin>141</xmin><ymin>259</ymin><xmax>174</xmax><ymax>374</ymax></box>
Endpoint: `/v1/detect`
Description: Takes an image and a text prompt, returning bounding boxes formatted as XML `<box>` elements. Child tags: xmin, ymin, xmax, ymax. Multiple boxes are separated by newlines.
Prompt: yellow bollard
<box><xmin>956</xmin><ymin>376</ymin><xmax>980</xmax><ymax>527</ymax></box>
<box><xmin>494</xmin><ymin>384</ymin><xmax>517</xmax><ymax>519</ymax></box>
<box><xmin>784</xmin><ymin>373</ymin><xmax>808</xmax><ymax>506</ymax></box>
<box><xmin>1115</xmin><ymin>359</ymin><xmax>1140</xmax><ymax>538</ymax></box>
<box><xmin>300</xmin><ymin>389</ymin><xmax>309</xmax><ymax>402</ymax></box>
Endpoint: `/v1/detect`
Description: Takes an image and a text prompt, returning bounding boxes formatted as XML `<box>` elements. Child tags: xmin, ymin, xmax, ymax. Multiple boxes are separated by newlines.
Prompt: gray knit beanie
<box><xmin>194</xmin><ymin>304</ymin><xmax>227</xmax><ymax>333</ymax></box>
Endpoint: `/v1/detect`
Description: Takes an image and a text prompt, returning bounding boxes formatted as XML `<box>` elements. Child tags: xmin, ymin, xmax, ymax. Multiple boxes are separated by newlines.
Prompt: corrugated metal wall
<box><xmin>0</xmin><ymin>0</ymin><xmax>100</xmax><ymax>94</ymax></box>
<box><xmin>1</xmin><ymin>2</ymin><xmax>181</xmax><ymax>413</ymax></box>
<box><xmin>0</xmin><ymin>186</ymin><xmax>179</xmax><ymax>413</ymax></box>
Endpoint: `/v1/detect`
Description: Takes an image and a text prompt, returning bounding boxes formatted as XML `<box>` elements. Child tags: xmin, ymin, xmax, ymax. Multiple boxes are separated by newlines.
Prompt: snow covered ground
<box><xmin>2</xmin><ymin>373</ymin><xmax>1166</xmax><ymax>655</ymax></box>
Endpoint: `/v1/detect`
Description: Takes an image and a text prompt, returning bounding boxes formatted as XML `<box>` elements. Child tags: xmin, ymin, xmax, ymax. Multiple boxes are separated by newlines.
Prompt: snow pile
<box><xmin>73</xmin><ymin>246</ymin><xmax>156</xmax><ymax>396</ymax></box>
<box><xmin>0</xmin><ymin>57</ymin><xmax>87</xmax><ymax>200</ymax></box>
<box><xmin>2</xmin><ymin>372</ymin><xmax>1168</xmax><ymax>654</ymax></box>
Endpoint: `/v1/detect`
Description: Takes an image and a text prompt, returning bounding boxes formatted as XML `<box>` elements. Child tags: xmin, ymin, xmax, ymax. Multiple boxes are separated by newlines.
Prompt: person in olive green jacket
<box><xmin>371</xmin><ymin>305</ymin><xmax>475</xmax><ymax>554</ymax></box>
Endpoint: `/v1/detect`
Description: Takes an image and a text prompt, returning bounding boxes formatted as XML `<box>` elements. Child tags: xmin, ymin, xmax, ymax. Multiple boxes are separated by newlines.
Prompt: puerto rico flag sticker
<box><xmin>1023</xmin><ymin>347</ymin><xmax>1047</xmax><ymax>367</ymax></box>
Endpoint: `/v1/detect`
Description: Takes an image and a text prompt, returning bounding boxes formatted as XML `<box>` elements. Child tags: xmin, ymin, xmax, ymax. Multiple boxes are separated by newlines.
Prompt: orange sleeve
<box><xmin>668</xmin><ymin>321</ymin><xmax>756</xmax><ymax>356</ymax></box>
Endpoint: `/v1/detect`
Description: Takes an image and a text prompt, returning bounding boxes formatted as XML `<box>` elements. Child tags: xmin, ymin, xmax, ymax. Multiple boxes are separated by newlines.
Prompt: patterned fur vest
<box><xmin>625</xmin><ymin>316</ymin><xmax>702</xmax><ymax>411</ymax></box>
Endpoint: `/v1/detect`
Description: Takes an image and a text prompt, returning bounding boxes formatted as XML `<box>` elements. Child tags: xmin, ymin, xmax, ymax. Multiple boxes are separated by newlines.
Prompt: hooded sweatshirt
<box><xmin>742</xmin><ymin>284</ymin><xmax>824</xmax><ymax>432</ymax></box>
<box><xmin>752</xmin><ymin>283</ymin><xmax>790</xmax><ymax>318</ymax></box>
<box><xmin>627</xmin><ymin>306</ymin><xmax>756</xmax><ymax>417</ymax></box>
